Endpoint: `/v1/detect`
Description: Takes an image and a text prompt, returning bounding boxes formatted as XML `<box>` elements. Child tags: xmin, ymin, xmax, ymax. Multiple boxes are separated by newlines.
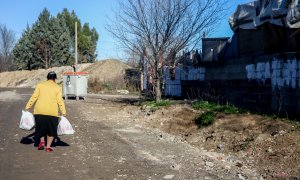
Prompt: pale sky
<box><xmin>0</xmin><ymin>0</ymin><xmax>250</xmax><ymax>61</ymax></box>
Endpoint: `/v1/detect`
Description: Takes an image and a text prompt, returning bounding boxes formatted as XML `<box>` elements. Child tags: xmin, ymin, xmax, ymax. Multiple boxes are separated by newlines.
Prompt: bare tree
<box><xmin>0</xmin><ymin>24</ymin><xmax>16</xmax><ymax>72</ymax></box>
<box><xmin>125</xmin><ymin>45</ymin><xmax>141</xmax><ymax>68</ymax></box>
<box><xmin>108</xmin><ymin>0</ymin><xmax>227</xmax><ymax>101</ymax></box>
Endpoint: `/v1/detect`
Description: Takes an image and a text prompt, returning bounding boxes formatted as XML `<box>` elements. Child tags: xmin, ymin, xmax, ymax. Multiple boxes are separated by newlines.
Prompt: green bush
<box><xmin>192</xmin><ymin>101</ymin><xmax>247</xmax><ymax>114</ymax></box>
<box><xmin>193</xmin><ymin>101</ymin><xmax>249</xmax><ymax>128</ymax></box>
<box><xmin>156</xmin><ymin>100</ymin><xmax>172</xmax><ymax>107</ymax></box>
<box><xmin>192</xmin><ymin>101</ymin><xmax>219</xmax><ymax>110</ymax></box>
<box><xmin>195</xmin><ymin>111</ymin><xmax>216</xmax><ymax>127</ymax></box>
<box><xmin>141</xmin><ymin>100</ymin><xmax>172</xmax><ymax>112</ymax></box>
<box><xmin>213</xmin><ymin>105</ymin><xmax>248</xmax><ymax>114</ymax></box>
<box><xmin>142</xmin><ymin>100</ymin><xmax>171</xmax><ymax>107</ymax></box>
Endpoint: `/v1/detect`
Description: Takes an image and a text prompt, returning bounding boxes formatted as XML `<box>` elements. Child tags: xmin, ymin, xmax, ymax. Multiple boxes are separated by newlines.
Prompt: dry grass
<box><xmin>88</xmin><ymin>76</ymin><xmax>127</xmax><ymax>94</ymax></box>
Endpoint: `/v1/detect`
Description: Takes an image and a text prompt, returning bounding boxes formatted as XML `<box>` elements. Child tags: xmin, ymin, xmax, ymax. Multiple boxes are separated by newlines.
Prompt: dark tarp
<box><xmin>229</xmin><ymin>0</ymin><xmax>300</xmax><ymax>32</ymax></box>
<box><xmin>219</xmin><ymin>23</ymin><xmax>300</xmax><ymax>60</ymax></box>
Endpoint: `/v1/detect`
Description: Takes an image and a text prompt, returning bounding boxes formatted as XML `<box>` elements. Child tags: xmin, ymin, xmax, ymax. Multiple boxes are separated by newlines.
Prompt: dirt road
<box><xmin>0</xmin><ymin>88</ymin><xmax>258</xmax><ymax>180</ymax></box>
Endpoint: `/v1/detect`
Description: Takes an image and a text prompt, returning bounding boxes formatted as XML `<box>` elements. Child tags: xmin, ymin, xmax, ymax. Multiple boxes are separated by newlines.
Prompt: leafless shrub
<box><xmin>88</xmin><ymin>77</ymin><xmax>103</xmax><ymax>93</ymax></box>
<box><xmin>0</xmin><ymin>24</ymin><xmax>15</xmax><ymax>72</ymax></box>
<box><xmin>88</xmin><ymin>76</ymin><xmax>127</xmax><ymax>94</ymax></box>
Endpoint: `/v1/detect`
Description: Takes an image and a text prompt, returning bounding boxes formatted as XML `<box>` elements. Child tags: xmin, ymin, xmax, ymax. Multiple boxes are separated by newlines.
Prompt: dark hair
<box><xmin>47</xmin><ymin>71</ymin><xmax>57</xmax><ymax>80</ymax></box>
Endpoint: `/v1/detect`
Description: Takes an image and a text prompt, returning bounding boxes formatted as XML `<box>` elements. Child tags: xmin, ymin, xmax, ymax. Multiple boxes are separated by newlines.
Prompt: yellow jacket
<box><xmin>26</xmin><ymin>80</ymin><xmax>66</xmax><ymax>117</ymax></box>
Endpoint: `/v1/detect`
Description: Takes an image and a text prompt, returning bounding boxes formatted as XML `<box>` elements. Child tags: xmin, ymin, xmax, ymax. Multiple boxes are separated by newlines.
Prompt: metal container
<box><xmin>63</xmin><ymin>72</ymin><xmax>88</xmax><ymax>100</ymax></box>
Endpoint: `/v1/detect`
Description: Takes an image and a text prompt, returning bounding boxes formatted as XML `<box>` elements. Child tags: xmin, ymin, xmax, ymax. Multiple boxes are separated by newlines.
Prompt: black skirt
<box><xmin>34</xmin><ymin>114</ymin><xmax>59</xmax><ymax>138</ymax></box>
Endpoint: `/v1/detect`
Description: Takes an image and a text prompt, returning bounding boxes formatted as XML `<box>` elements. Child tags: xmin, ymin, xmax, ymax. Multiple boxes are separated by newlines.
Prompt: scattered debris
<box><xmin>163</xmin><ymin>175</ymin><xmax>175</xmax><ymax>179</ymax></box>
<box><xmin>117</xmin><ymin>90</ymin><xmax>129</xmax><ymax>94</ymax></box>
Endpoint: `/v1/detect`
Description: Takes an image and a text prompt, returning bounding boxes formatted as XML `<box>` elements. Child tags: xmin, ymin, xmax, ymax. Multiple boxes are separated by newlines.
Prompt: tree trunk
<box><xmin>155</xmin><ymin>50</ymin><xmax>165</xmax><ymax>102</ymax></box>
<box><xmin>155</xmin><ymin>64</ymin><xmax>163</xmax><ymax>102</ymax></box>
<box><xmin>154</xmin><ymin>50</ymin><xmax>164</xmax><ymax>102</ymax></box>
<box><xmin>45</xmin><ymin>58</ymin><xmax>48</xmax><ymax>69</ymax></box>
<box><xmin>155</xmin><ymin>76</ymin><xmax>162</xmax><ymax>102</ymax></box>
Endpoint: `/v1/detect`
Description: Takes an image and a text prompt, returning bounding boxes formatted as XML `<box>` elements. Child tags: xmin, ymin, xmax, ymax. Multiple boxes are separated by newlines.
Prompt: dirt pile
<box><xmin>82</xmin><ymin>59</ymin><xmax>132</xmax><ymax>93</ymax></box>
<box><xmin>0</xmin><ymin>64</ymin><xmax>91</xmax><ymax>88</ymax></box>
<box><xmin>142</xmin><ymin>105</ymin><xmax>300</xmax><ymax>179</ymax></box>
<box><xmin>82</xmin><ymin>59</ymin><xmax>131</xmax><ymax>82</ymax></box>
<box><xmin>0</xmin><ymin>59</ymin><xmax>130</xmax><ymax>88</ymax></box>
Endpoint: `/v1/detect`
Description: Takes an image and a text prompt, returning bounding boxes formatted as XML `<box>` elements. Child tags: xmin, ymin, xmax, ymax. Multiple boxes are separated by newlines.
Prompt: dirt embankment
<box><xmin>79</xmin><ymin>95</ymin><xmax>300</xmax><ymax>179</ymax></box>
<box><xmin>0</xmin><ymin>64</ymin><xmax>91</xmax><ymax>88</ymax></box>
<box><xmin>0</xmin><ymin>59</ymin><xmax>130</xmax><ymax>88</ymax></box>
<box><xmin>141</xmin><ymin>105</ymin><xmax>300</xmax><ymax>179</ymax></box>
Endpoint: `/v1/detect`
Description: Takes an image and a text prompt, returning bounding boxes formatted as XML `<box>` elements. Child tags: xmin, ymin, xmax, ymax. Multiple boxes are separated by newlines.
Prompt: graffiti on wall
<box><xmin>163</xmin><ymin>66</ymin><xmax>206</xmax><ymax>96</ymax></box>
<box><xmin>180</xmin><ymin>67</ymin><xmax>206</xmax><ymax>81</ymax></box>
<box><xmin>246</xmin><ymin>58</ymin><xmax>299</xmax><ymax>89</ymax></box>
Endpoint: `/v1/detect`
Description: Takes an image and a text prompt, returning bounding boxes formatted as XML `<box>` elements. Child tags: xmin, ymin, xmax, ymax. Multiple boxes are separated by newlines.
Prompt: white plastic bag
<box><xmin>57</xmin><ymin>116</ymin><xmax>74</xmax><ymax>135</ymax></box>
<box><xmin>19</xmin><ymin>110</ymin><xmax>35</xmax><ymax>130</ymax></box>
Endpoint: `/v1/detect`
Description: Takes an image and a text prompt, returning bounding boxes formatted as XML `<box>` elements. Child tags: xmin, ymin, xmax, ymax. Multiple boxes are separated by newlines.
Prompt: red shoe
<box><xmin>45</xmin><ymin>147</ymin><xmax>53</xmax><ymax>152</ymax></box>
<box><xmin>37</xmin><ymin>141</ymin><xmax>45</xmax><ymax>150</ymax></box>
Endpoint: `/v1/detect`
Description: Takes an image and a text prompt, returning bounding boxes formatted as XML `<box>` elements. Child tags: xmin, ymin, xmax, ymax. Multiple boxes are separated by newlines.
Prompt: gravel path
<box><xmin>0</xmin><ymin>88</ymin><xmax>259</xmax><ymax>179</ymax></box>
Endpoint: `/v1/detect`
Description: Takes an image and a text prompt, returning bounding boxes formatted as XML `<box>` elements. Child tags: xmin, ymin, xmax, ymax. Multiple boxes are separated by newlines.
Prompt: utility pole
<box><xmin>74</xmin><ymin>21</ymin><xmax>78</xmax><ymax>72</ymax></box>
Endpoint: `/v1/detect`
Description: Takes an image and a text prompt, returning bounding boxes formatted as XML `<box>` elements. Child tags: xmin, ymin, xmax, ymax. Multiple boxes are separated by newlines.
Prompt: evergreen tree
<box><xmin>57</xmin><ymin>9</ymin><xmax>99</xmax><ymax>63</ymax></box>
<box><xmin>33</xmin><ymin>8</ymin><xmax>53</xmax><ymax>69</ymax></box>
<box><xmin>13</xmin><ymin>25</ymin><xmax>35</xmax><ymax>70</ymax></box>
<box><xmin>79</xmin><ymin>23</ymin><xmax>99</xmax><ymax>63</ymax></box>
<box><xmin>51</xmin><ymin>15</ymin><xmax>72</xmax><ymax>66</ymax></box>
<box><xmin>13</xmin><ymin>8</ymin><xmax>98</xmax><ymax>70</ymax></box>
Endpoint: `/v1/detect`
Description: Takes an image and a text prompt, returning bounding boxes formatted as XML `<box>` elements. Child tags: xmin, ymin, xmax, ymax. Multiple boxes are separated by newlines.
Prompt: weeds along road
<box><xmin>0</xmin><ymin>88</ymin><xmax>257</xmax><ymax>180</ymax></box>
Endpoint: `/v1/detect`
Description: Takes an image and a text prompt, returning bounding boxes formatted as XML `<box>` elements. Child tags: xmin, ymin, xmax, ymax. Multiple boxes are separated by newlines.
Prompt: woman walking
<box><xmin>25</xmin><ymin>71</ymin><xmax>66</xmax><ymax>152</ymax></box>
